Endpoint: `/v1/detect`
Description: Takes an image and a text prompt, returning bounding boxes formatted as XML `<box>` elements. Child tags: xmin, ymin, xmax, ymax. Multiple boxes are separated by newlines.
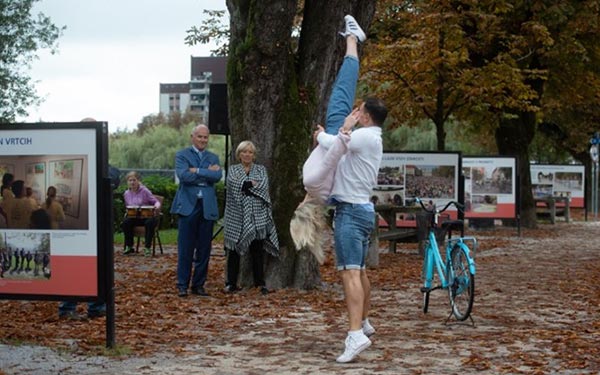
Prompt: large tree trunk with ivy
<box><xmin>226</xmin><ymin>0</ymin><xmax>376</xmax><ymax>289</ymax></box>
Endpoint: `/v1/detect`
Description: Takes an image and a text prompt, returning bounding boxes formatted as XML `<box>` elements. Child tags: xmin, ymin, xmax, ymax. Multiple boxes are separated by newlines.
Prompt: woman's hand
<box><xmin>313</xmin><ymin>124</ymin><xmax>324</xmax><ymax>146</ymax></box>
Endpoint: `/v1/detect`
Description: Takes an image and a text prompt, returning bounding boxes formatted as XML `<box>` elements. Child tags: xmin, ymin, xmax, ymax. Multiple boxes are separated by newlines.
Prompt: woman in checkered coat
<box><xmin>223</xmin><ymin>140</ymin><xmax>279</xmax><ymax>294</ymax></box>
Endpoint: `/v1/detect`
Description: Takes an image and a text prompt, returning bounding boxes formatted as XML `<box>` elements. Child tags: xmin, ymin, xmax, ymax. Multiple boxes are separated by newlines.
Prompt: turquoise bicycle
<box><xmin>416</xmin><ymin>198</ymin><xmax>477</xmax><ymax>322</ymax></box>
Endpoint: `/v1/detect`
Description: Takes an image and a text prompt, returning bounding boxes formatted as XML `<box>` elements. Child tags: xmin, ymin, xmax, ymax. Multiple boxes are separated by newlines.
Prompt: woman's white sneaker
<box><xmin>343</xmin><ymin>15</ymin><xmax>366</xmax><ymax>42</ymax></box>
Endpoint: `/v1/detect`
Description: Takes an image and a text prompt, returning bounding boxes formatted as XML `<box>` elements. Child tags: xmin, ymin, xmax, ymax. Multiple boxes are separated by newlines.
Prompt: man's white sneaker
<box><xmin>336</xmin><ymin>333</ymin><xmax>372</xmax><ymax>363</ymax></box>
<box><xmin>343</xmin><ymin>15</ymin><xmax>366</xmax><ymax>42</ymax></box>
<box><xmin>363</xmin><ymin>320</ymin><xmax>375</xmax><ymax>337</ymax></box>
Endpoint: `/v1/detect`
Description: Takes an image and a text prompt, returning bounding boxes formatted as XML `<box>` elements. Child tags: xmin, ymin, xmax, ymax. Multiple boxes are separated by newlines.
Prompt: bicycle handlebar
<box><xmin>415</xmin><ymin>198</ymin><xmax>464</xmax><ymax>214</ymax></box>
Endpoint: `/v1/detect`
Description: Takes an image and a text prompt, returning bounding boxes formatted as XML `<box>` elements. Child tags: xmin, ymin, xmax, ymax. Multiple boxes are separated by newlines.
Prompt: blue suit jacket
<box><xmin>170</xmin><ymin>147</ymin><xmax>223</xmax><ymax>220</ymax></box>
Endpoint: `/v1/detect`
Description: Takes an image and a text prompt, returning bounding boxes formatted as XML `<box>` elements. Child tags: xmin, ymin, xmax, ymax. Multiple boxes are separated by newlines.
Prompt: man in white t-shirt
<box><xmin>292</xmin><ymin>14</ymin><xmax>388</xmax><ymax>363</ymax></box>
<box><xmin>317</xmin><ymin>97</ymin><xmax>387</xmax><ymax>363</ymax></box>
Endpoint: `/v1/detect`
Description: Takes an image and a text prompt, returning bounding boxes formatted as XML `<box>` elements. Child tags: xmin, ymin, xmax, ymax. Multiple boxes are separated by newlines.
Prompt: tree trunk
<box><xmin>226</xmin><ymin>0</ymin><xmax>377</xmax><ymax>289</ymax></box>
<box><xmin>495</xmin><ymin>112</ymin><xmax>537</xmax><ymax>228</ymax></box>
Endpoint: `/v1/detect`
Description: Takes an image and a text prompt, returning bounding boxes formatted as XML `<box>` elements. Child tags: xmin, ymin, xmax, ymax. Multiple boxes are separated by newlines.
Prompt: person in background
<box><xmin>1</xmin><ymin>173</ymin><xmax>14</xmax><ymax>201</ymax></box>
<box><xmin>25</xmin><ymin>187</ymin><xmax>39</xmax><ymax>210</ymax></box>
<box><xmin>43</xmin><ymin>186</ymin><xmax>65</xmax><ymax>230</ymax></box>
<box><xmin>31</xmin><ymin>208</ymin><xmax>52</xmax><ymax>230</ymax></box>
<box><xmin>0</xmin><ymin>173</ymin><xmax>15</xmax><ymax>224</ymax></box>
<box><xmin>4</xmin><ymin>180</ymin><xmax>34</xmax><ymax>229</ymax></box>
<box><xmin>121</xmin><ymin>171</ymin><xmax>160</xmax><ymax>257</ymax></box>
<box><xmin>171</xmin><ymin>124</ymin><xmax>222</xmax><ymax>297</ymax></box>
<box><xmin>223</xmin><ymin>141</ymin><xmax>279</xmax><ymax>295</ymax></box>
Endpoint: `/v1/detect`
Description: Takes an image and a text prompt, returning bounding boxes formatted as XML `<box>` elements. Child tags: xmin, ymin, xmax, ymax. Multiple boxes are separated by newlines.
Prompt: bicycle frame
<box><xmin>423</xmin><ymin>231</ymin><xmax>477</xmax><ymax>291</ymax></box>
<box><xmin>417</xmin><ymin>198</ymin><xmax>477</xmax><ymax>322</ymax></box>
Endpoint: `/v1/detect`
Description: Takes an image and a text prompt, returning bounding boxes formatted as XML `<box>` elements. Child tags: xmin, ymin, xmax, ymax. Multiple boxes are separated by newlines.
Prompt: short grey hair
<box><xmin>235</xmin><ymin>140</ymin><xmax>257</xmax><ymax>160</ymax></box>
<box><xmin>191</xmin><ymin>124</ymin><xmax>210</xmax><ymax>136</ymax></box>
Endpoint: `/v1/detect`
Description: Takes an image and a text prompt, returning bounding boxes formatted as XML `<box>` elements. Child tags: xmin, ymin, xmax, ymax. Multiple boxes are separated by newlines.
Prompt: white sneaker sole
<box><xmin>344</xmin><ymin>15</ymin><xmax>366</xmax><ymax>42</ymax></box>
<box><xmin>336</xmin><ymin>339</ymin><xmax>372</xmax><ymax>363</ymax></box>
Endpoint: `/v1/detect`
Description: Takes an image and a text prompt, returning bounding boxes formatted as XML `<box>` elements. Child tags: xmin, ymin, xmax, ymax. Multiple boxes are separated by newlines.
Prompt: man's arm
<box><xmin>316</xmin><ymin>108</ymin><xmax>359</xmax><ymax>149</ymax></box>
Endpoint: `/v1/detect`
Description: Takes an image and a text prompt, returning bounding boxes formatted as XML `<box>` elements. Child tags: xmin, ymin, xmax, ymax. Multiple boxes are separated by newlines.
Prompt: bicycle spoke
<box><xmin>447</xmin><ymin>245</ymin><xmax>475</xmax><ymax>321</ymax></box>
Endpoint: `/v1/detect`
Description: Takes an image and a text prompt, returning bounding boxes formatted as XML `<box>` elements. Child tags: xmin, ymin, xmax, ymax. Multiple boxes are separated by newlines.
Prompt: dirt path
<box><xmin>1</xmin><ymin>220</ymin><xmax>599</xmax><ymax>374</ymax></box>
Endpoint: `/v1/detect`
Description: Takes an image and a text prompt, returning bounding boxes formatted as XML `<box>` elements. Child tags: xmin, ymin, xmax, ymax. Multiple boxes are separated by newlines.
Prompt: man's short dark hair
<box><xmin>363</xmin><ymin>97</ymin><xmax>388</xmax><ymax>126</ymax></box>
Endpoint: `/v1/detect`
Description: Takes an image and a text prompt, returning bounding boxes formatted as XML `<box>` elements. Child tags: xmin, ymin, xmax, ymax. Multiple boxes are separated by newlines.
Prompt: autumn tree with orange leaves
<box><xmin>362</xmin><ymin>0</ymin><xmax>600</xmax><ymax>227</ymax></box>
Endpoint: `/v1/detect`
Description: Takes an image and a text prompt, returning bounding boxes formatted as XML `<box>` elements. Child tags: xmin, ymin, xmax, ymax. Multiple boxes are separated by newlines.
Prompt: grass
<box><xmin>113</xmin><ymin>228</ymin><xmax>178</xmax><ymax>246</ymax></box>
<box><xmin>113</xmin><ymin>227</ymin><xmax>223</xmax><ymax>246</ymax></box>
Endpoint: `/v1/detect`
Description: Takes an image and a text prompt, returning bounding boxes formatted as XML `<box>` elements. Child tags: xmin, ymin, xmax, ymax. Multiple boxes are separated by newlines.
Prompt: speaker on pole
<box><xmin>208</xmin><ymin>83</ymin><xmax>230</xmax><ymax>135</ymax></box>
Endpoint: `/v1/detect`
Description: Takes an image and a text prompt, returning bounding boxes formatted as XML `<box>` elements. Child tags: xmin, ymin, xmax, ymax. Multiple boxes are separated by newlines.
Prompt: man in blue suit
<box><xmin>171</xmin><ymin>124</ymin><xmax>222</xmax><ymax>297</ymax></box>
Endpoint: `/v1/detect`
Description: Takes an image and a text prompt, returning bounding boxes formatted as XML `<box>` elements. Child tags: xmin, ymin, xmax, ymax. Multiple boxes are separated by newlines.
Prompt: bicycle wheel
<box><xmin>447</xmin><ymin>245</ymin><xmax>475</xmax><ymax>321</ymax></box>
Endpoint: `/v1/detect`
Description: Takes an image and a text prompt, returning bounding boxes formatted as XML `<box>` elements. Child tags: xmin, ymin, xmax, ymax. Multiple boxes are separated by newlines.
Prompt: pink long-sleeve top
<box><xmin>123</xmin><ymin>185</ymin><xmax>160</xmax><ymax>208</ymax></box>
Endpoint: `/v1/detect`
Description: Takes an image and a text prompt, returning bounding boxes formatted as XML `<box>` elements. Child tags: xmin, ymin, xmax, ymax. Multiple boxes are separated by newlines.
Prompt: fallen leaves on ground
<box><xmin>1</xmin><ymin>215</ymin><xmax>599</xmax><ymax>374</ymax></box>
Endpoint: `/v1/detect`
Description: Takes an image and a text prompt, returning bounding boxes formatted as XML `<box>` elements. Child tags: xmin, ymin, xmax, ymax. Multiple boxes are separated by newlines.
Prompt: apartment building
<box><xmin>159</xmin><ymin>56</ymin><xmax>227</xmax><ymax>121</ymax></box>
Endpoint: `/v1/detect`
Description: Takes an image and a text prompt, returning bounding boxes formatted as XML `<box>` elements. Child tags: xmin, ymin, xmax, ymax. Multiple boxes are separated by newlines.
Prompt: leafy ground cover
<box><xmin>1</xmin><ymin>213</ymin><xmax>599</xmax><ymax>374</ymax></box>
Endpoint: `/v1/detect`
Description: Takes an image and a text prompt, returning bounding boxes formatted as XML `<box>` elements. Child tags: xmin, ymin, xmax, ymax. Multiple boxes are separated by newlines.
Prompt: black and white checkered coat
<box><xmin>224</xmin><ymin>163</ymin><xmax>279</xmax><ymax>256</ymax></box>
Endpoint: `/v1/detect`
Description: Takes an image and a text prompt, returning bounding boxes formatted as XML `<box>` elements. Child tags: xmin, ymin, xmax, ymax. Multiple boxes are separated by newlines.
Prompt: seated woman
<box><xmin>121</xmin><ymin>171</ymin><xmax>161</xmax><ymax>256</ymax></box>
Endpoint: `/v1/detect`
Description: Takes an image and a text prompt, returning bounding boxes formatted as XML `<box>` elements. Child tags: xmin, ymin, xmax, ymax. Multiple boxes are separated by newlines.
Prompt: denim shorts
<box><xmin>333</xmin><ymin>202</ymin><xmax>376</xmax><ymax>270</ymax></box>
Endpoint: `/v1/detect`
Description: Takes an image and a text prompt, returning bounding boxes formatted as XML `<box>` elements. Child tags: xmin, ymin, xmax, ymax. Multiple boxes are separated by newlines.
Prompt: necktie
<box><xmin>196</xmin><ymin>150</ymin><xmax>204</xmax><ymax>198</ymax></box>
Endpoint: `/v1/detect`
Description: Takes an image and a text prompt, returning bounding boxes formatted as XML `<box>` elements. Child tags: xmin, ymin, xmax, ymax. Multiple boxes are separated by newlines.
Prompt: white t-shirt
<box><xmin>318</xmin><ymin>126</ymin><xmax>383</xmax><ymax>204</ymax></box>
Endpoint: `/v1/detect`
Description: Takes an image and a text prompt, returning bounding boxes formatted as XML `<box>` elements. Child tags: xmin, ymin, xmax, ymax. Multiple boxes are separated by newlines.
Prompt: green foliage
<box><xmin>0</xmin><ymin>0</ymin><xmax>64</xmax><ymax>121</ymax></box>
<box><xmin>384</xmin><ymin>118</ymin><xmax>492</xmax><ymax>155</ymax></box>
<box><xmin>110</xmin><ymin>126</ymin><xmax>180</xmax><ymax>169</ymax></box>
<box><xmin>136</xmin><ymin>109</ymin><xmax>203</xmax><ymax>134</ymax></box>
<box><xmin>184</xmin><ymin>9</ymin><xmax>229</xmax><ymax>57</ymax></box>
<box><xmin>529</xmin><ymin>130</ymin><xmax>573</xmax><ymax>164</ymax></box>
<box><xmin>109</xmin><ymin>123</ymin><xmax>229</xmax><ymax>170</ymax></box>
<box><xmin>383</xmin><ymin>119</ymin><xmax>436</xmax><ymax>152</ymax></box>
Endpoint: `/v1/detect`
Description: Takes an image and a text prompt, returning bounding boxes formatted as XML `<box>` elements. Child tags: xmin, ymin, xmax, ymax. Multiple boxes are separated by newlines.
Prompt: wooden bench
<box><xmin>535</xmin><ymin>196</ymin><xmax>570</xmax><ymax>224</ymax></box>
<box><xmin>378</xmin><ymin>228</ymin><xmax>418</xmax><ymax>253</ymax></box>
<box><xmin>375</xmin><ymin>204</ymin><xmax>420</xmax><ymax>253</ymax></box>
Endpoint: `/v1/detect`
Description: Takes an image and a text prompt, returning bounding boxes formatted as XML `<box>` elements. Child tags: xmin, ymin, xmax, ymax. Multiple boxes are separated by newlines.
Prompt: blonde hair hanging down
<box><xmin>289</xmin><ymin>201</ymin><xmax>328</xmax><ymax>264</ymax></box>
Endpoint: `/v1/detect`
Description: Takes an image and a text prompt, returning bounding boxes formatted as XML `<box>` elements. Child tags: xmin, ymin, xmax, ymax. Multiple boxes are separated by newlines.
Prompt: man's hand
<box><xmin>189</xmin><ymin>164</ymin><xmax>220</xmax><ymax>173</ymax></box>
<box><xmin>341</xmin><ymin>108</ymin><xmax>360</xmax><ymax>134</ymax></box>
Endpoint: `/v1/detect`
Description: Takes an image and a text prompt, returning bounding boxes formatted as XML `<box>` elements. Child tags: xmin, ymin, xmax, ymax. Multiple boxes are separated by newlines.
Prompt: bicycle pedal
<box><xmin>420</xmin><ymin>287</ymin><xmax>431</xmax><ymax>293</ymax></box>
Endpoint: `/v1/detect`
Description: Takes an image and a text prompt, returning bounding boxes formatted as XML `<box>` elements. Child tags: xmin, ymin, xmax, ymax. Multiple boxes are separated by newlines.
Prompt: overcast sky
<box><xmin>22</xmin><ymin>0</ymin><xmax>227</xmax><ymax>133</ymax></box>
